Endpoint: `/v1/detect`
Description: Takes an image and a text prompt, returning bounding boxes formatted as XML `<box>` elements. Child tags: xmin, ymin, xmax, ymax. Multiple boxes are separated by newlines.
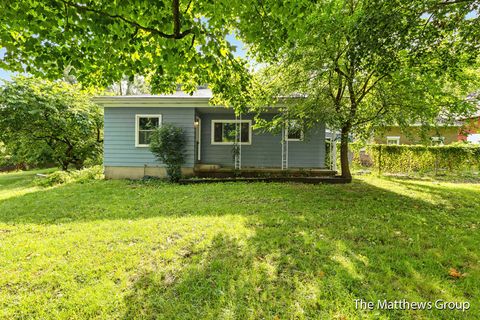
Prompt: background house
<box><xmin>374</xmin><ymin>107</ymin><xmax>480</xmax><ymax>145</ymax></box>
<box><xmin>458</xmin><ymin>110</ymin><xmax>480</xmax><ymax>144</ymax></box>
<box><xmin>373</xmin><ymin>124</ymin><xmax>461</xmax><ymax>145</ymax></box>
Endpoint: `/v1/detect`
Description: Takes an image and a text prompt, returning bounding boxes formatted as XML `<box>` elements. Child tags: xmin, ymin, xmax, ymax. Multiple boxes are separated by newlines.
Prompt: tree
<box><xmin>108</xmin><ymin>75</ymin><xmax>151</xmax><ymax>96</ymax></box>
<box><xmin>229</xmin><ymin>0</ymin><xmax>480</xmax><ymax>180</ymax></box>
<box><xmin>0</xmin><ymin>0</ymin><xmax>250</xmax><ymax>98</ymax></box>
<box><xmin>0</xmin><ymin>77</ymin><xmax>103</xmax><ymax>170</ymax></box>
<box><xmin>150</xmin><ymin>125</ymin><xmax>186</xmax><ymax>182</ymax></box>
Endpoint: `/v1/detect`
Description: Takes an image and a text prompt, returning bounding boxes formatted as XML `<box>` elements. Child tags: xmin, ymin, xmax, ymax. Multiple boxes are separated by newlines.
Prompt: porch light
<box><xmin>194</xmin><ymin>120</ymin><xmax>199</xmax><ymax>127</ymax></box>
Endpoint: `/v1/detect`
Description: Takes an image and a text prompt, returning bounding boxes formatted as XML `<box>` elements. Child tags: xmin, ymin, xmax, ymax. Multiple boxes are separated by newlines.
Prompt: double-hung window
<box><xmin>211</xmin><ymin>120</ymin><xmax>252</xmax><ymax>145</ymax></box>
<box><xmin>386</xmin><ymin>136</ymin><xmax>400</xmax><ymax>145</ymax></box>
<box><xmin>286</xmin><ymin>120</ymin><xmax>304</xmax><ymax>141</ymax></box>
<box><xmin>135</xmin><ymin>115</ymin><xmax>162</xmax><ymax>147</ymax></box>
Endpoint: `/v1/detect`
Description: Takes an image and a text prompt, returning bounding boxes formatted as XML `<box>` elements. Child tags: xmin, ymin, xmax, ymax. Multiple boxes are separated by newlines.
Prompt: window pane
<box><xmin>214</xmin><ymin>123</ymin><xmax>223</xmax><ymax>142</ymax></box>
<box><xmin>387</xmin><ymin>139</ymin><xmax>399</xmax><ymax>145</ymax></box>
<box><xmin>139</xmin><ymin>117</ymin><xmax>159</xmax><ymax>130</ymax></box>
<box><xmin>240</xmin><ymin>123</ymin><xmax>250</xmax><ymax>142</ymax></box>
<box><xmin>288</xmin><ymin>128</ymin><xmax>302</xmax><ymax>140</ymax></box>
<box><xmin>287</xmin><ymin>121</ymin><xmax>302</xmax><ymax>140</ymax></box>
<box><xmin>223</xmin><ymin>123</ymin><xmax>236</xmax><ymax>142</ymax></box>
<box><xmin>139</xmin><ymin>131</ymin><xmax>153</xmax><ymax>145</ymax></box>
<box><xmin>213</xmin><ymin>121</ymin><xmax>251</xmax><ymax>143</ymax></box>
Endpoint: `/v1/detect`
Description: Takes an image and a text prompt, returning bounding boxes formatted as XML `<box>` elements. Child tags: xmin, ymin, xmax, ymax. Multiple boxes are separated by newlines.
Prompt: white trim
<box><xmin>195</xmin><ymin>116</ymin><xmax>202</xmax><ymax>161</ymax></box>
<box><xmin>386</xmin><ymin>136</ymin><xmax>400</xmax><ymax>145</ymax></box>
<box><xmin>93</xmin><ymin>96</ymin><xmax>285</xmax><ymax>109</ymax></box>
<box><xmin>135</xmin><ymin>114</ymin><xmax>162</xmax><ymax>147</ymax></box>
<box><xmin>210</xmin><ymin>120</ymin><xmax>252</xmax><ymax>145</ymax></box>
<box><xmin>281</xmin><ymin>127</ymin><xmax>289</xmax><ymax>170</ymax></box>
<box><xmin>101</xmin><ymin>102</ymin><xmax>213</xmax><ymax>108</ymax></box>
<box><xmin>285</xmin><ymin>120</ymin><xmax>304</xmax><ymax>141</ymax></box>
<box><xmin>94</xmin><ymin>96</ymin><xmax>212</xmax><ymax>107</ymax></box>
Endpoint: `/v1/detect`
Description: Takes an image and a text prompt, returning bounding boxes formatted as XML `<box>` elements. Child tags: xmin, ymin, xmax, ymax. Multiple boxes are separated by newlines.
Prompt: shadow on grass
<box><xmin>119</xmin><ymin>179</ymin><xmax>480</xmax><ymax>319</ymax></box>
<box><xmin>1</xmin><ymin>177</ymin><xmax>478</xmax><ymax>318</ymax></box>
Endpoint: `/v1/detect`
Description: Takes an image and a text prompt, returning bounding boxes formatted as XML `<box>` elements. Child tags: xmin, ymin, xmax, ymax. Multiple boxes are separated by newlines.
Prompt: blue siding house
<box><xmin>94</xmin><ymin>90</ymin><xmax>328</xmax><ymax>179</ymax></box>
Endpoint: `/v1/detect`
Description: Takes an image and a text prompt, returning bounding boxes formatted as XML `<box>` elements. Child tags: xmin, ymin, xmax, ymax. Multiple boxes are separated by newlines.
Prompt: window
<box><xmin>211</xmin><ymin>120</ymin><xmax>252</xmax><ymax>145</ymax></box>
<box><xmin>286</xmin><ymin>120</ymin><xmax>304</xmax><ymax>141</ymax></box>
<box><xmin>386</xmin><ymin>136</ymin><xmax>400</xmax><ymax>145</ymax></box>
<box><xmin>431</xmin><ymin>136</ymin><xmax>445</xmax><ymax>146</ymax></box>
<box><xmin>135</xmin><ymin>115</ymin><xmax>161</xmax><ymax>147</ymax></box>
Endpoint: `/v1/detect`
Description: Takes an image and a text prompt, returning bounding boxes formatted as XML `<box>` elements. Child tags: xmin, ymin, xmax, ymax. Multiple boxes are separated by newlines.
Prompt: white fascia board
<box><xmin>92</xmin><ymin>96</ymin><xmax>283</xmax><ymax>109</ymax></box>
<box><xmin>92</xmin><ymin>96</ymin><xmax>213</xmax><ymax>107</ymax></box>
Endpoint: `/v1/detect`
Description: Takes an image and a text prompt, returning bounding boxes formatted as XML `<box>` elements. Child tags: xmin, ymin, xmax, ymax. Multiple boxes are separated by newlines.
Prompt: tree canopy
<box><xmin>230</xmin><ymin>0</ymin><xmax>480</xmax><ymax>179</ymax></box>
<box><xmin>0</xmin><ymin>77</ymin><xmax>103</xmax><ymax>170</ymax></box>
<box><xmin>0</xmin><ymin>0</ymin><xmax>250</xmax><ymax>99</ymax></box>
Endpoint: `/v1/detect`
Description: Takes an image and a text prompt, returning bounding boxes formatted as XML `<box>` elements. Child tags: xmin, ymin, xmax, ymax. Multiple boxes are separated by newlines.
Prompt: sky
<box><xmin>0</xmin><ymin>48</ymin><xmax>13</xmax><ymax>81</ymax></box>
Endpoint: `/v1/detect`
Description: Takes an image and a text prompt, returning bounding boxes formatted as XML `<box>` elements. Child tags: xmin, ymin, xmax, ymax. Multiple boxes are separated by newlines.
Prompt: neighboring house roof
<box><xmin>457</xmin><ymin>108</ymin><xmax>480</xmax><ymax>120</ymax></box>
<box><xmin>156</xmin><ymin>88</ymin><xmax>213</xmax><ymax>98</ymax></box>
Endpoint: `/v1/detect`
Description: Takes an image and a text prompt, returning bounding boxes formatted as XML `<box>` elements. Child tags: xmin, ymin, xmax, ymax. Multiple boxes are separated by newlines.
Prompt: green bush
<box><xmin>149</xmin><ymin>125</ymin><xmax>186</xmax><ymax>182</ymax></box>
<box><xmin>35</xmin><ymin>166</ymin><xmax>104</xmax><ymax>186</ymax></box>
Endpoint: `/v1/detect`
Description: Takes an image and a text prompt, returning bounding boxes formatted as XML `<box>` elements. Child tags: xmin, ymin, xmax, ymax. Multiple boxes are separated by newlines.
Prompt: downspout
<box><xmin>239</xmin><ymin>113</ymin><xmax>242</xmax><ymax>170</ymax></box>
<box><xmin>331</xmin><ymin>131</ymin><xmax>337</xmax><ymax>172</ymax></box>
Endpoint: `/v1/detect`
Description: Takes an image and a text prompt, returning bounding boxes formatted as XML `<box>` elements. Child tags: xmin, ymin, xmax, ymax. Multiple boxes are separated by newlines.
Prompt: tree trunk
<box><xmin>340</xmin><ymin>126</ymin><xmax>352</xmax><ymax>182</ymax></box>
<box><xmin>74</xmin><ymin>160</ymin><xmax>84</xmax><ymax>170</ymax></box>
<box><xmin>61</xmin><ymin>162</ymin><xmax>69</xmax><ymax>171</ymax></box>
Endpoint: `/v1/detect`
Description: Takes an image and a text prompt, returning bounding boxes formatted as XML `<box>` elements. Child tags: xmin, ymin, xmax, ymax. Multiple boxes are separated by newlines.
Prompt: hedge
<box><xmin>354</xmin><ymin>144</ymin><xmax>480</xmax><ymax>174</ymax></box>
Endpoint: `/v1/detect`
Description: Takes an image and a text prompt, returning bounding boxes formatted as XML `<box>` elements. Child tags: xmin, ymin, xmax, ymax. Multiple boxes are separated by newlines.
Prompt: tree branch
<box><xmin>172</xmin><ymin>0</ymin><xmax>181</xmax><ymax>36</ymax></box>
<box><xmin>357</xmin><ymin>74</ymin><xmax>388</xmax><ymax>104</ymax></box>
<box><xmin>62</xmin><ymin>0</ymin><xmax>193</xmax><ymax>39</ymax></box>
<box><xmin>184</xmin><ymin>0</ymin><xmax>193</xmax><ymax>14</ymax></box>
<box><xmin>437</xmin><ymin>0</ymin><xmax>473</xmax><ymax>5</ymax></box>
<box><xmin>328</xmin><ymin>71</ymin><xmax>336</xmax><ymax>102</ymax></box>
<box><xmin>353</xmin><ymin>106</ymin><xmax>388</xmax><ymax>126</ymax></box>
<box><xmin>355</xmin><ymin>71</ymin><xmax>375</xmax><ymax>98</ymax></box>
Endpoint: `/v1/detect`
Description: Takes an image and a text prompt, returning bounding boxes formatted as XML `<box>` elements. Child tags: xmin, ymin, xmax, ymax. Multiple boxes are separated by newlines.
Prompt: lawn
<box><xmin>0</xmin><ymin>170</ymin><xmax>479</xmax><ymax>319</ymax></box>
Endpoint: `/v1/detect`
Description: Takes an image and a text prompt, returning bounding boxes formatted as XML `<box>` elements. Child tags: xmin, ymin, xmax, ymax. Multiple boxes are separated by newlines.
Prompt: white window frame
<box><xmin>386</xmin><ymin>136</ymin><xmax>400</xmax><ymax>145</ymax></box>
<box><xmin>211</xmin><ymin>120</ymin><xmax>252</xmax><ymax>145</ymax></box>
<box><xmin>431</xmin><ymin>136</ymin><xmax>445</xmax><ymax>146</ymax></box>
<box><xmin>285</xmin><ymin>120</ymin><xmax>304</xmax><ymax>141</ymax></box>
<box><xmin>135</xmin><ymin>114</ymin><xmax>162</xmax><ymax>147</ymax></box>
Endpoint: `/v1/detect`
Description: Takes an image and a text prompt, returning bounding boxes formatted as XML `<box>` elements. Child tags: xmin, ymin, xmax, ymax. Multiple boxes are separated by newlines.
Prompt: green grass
<box><xmin>0</xmin><ymin>170</ymin><xmax>479</xmax><ymax>319</ymax></box>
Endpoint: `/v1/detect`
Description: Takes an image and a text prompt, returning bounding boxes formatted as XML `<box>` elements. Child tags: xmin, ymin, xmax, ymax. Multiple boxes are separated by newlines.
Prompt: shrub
<box><xmin>35</xmin><ymin>166</ymin><xmax>104</xmax><ymax>186</ymax></box>
<box><xmin>149</xmin><ymin>125</ymin><xmax>186</xmax><ymax>182</ymax></box>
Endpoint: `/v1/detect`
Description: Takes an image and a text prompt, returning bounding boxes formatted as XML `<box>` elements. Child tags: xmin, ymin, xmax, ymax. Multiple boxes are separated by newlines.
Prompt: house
<box><xmin>93</xmin><ymin>90</ymin><xmax>329</xmax><ymax>179</ymax></box>
<box><xmin>458</xmin><ymin>110</ymin><xmax>480</xmax><ymax>144</ymax></box>
<box><xmin>374</xmin><ymin>103</ymin><xmax>480</xmax><ymax>146</ymax></box>
<box><xmin>373</xmin><ymin>124</ymin><xmax>461</xmax><ymax>146</ymax></box>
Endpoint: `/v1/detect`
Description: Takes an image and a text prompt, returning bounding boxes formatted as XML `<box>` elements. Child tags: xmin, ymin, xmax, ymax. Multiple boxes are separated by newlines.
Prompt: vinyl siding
<box><xmin>104</xmin><ymin>107</ymin><xmax>195</xmax><ymax>167</ymax></box>
<box><xmin>199</xmin><ymin>113</ymin><xmax>326</xmax><ymax>168</ymax></box>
